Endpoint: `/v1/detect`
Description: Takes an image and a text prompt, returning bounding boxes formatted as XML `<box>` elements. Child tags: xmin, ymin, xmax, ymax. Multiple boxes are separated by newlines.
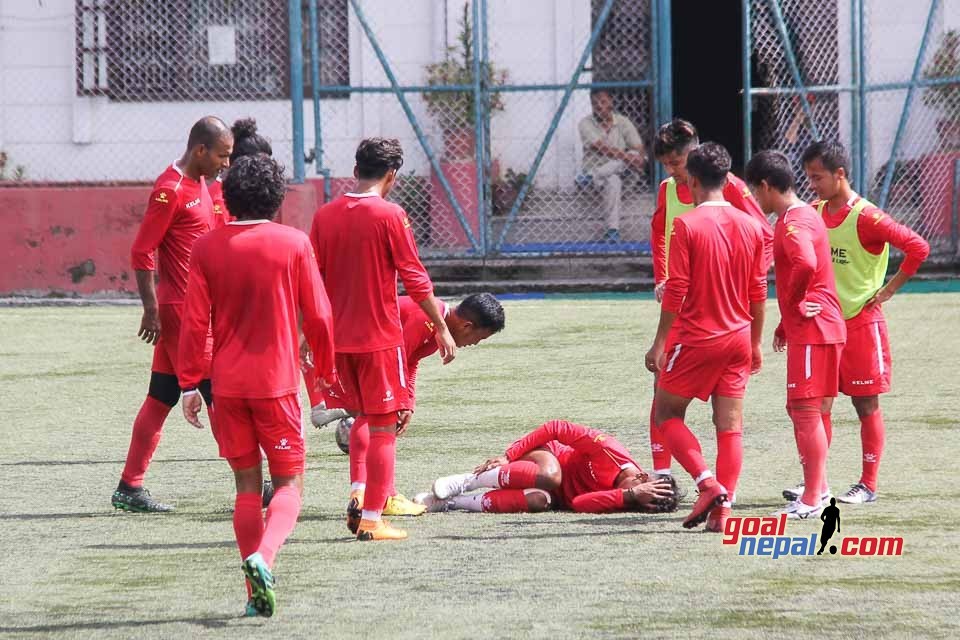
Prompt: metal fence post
<box><xmin>471</xmin><ymin>0</ymin><xmax>487</xmax><ymax>256</ymax></box>
<box><xmin>850</xmin><ymin>0</ymin><xmax>862</xmax><ymax>190</ymax></box>
<box><xmin>308</xmin><ymin>0</ymin><xmax>332</xmax><ymax>201</ymax></box>
<box><xmin>953</xmin><ymin>158</ymin><xmax>960</xmax><ymax>255</ymax></box>
<box><xmin>289</xmin><ymin>0</ymin><xmax>305</xmax><ymax>183</ymax></box>
<box><xmin>742</xmin><ymin>0</ymin><xmax>752</xmax><ymax>166</ymax></box>
<box><xmin>654</xmin><ymin>0</ymin><xmax>673</xmax><ymax>185</ymax></box>
<box><xmin>766</xmin><ymin>0</ymin><xmax>820</xmax><ymax>141</ymax></box>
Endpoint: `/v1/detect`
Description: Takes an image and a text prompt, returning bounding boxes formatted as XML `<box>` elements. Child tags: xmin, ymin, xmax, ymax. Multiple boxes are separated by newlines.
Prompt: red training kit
<box><xmin>773</xmin><ymin>203</ymin><xmax>846</xmax><ymax>345</ymax></box>
<box><xmin>178</xmin><ymin>220</ymin><xmax>336</xmax><ymax>396</ymax></box>
<box><xmin>652</xmin><ymin>173</ymin><xmax>773</xmax><ymax>283</ymax></box>
<box><xmin>662</xmin><ymin>201</ymin><xmax>768</xmax><ymax>346</ymax></box>
<box><xmin>503</xmin><ymin>420</ymin><xmax>642</xmax><ymax>511</ymax></box>
<box><xmin>310</xmin><ymin>193</ymin><xmax>434</xmax><ymax>353</ymax></box>
<box><xmin>130</xmin><ymin>163</ymin><xmax>214</xmax><ymax>305</ymax></box>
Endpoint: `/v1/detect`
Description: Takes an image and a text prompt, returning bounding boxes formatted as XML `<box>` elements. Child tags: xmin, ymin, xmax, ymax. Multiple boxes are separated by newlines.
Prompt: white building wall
<box><xmin>0</xmin><ymin>0</ymin><xmax>594</xmax><ymax>184</ymax></box>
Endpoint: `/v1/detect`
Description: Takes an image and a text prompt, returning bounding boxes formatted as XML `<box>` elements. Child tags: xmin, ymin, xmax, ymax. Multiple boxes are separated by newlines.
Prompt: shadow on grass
<box><xmin>0</xmin><ymin>457</ymin><xmax>219</xmax><ymax>467</ymax></box>
<box><xmin>431</xmin><ymin>528</ymin><xmax>692</xmax><ymax>542</ymax></box>
<box><xmin>0</xmin><ymin>512</ymin><xmax>117</xmax><ymax>521</ymax></box>
<box><xmin>0</xmin><ymin>615</ymin><xmax>240</xmax><ymax>634</ymax></box>
<box><xmin>85</xmin><ymin>538</ymin><xmax>337</xmax><ymax>551</ymax></box>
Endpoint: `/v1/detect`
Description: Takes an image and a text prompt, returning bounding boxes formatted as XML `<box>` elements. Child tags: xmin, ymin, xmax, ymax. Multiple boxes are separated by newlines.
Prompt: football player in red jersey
<box><xmin>111</xmin><ymin>117</ymin><xmax>232</xmax><ymax>513</ymax></box>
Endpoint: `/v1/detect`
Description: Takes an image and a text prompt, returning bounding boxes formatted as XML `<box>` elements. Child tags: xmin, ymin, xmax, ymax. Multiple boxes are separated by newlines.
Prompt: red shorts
<box><xmin>658</xmin><ymin>328</ymin><xmax>752</xmax><ymax>401</ymax></box>
<box><xmin>211</xmin><ymin>394</ymin><xmax>305</xmax><ymax>476</ymax></box>
<box><xmin>786</xmin><ymin>343</ymin><xmax>841</xmax><ymax>401</ymax></box>
<box><xmin>151</xmin><ymin>303</ymin><xmax>211</xmax><ymax>379</ymax></box>
<box><xmin>327</xmin><ymin>348</ymin><xmax>409</xmax><ymax>418</ymax></box>
<box><xmin>839</xmin><ymin>320</ymin><xmax>891</xmax><ymax>397</ymax></box>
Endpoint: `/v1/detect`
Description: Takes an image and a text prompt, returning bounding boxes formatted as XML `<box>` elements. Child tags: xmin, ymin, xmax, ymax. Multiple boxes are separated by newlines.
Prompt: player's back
<box><xmin>311</xmin><ymin>193</ymin><xmax>421</xmax><ymax>353</ymax></box>
<box><xmin>671</xmin><ymin>203</ymin><xmax>766</xmax><ymax>345</ymax></box>
<box><xmin>194</xmin><ymin>221</ymin><xmax>315</xmax><ymax>397</ymax></box>
<box><xmin>774</xmin><ymin>204</ymin><xmax>845</xmax><ymax>343</ymax></box>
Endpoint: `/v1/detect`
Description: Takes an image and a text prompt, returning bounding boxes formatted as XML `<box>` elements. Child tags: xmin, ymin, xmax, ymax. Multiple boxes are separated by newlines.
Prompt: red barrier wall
<box><xmin>0</xmin><ymin>181</ymin><xmax>338</xmax><ymax>296</ymax></box>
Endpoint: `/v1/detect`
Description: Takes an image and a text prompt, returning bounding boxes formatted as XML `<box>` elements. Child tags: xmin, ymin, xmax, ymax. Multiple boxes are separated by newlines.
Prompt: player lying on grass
<box><xmin>178</xmin><ymin>153</ymin><xmax>336</xmax><ymax>617</ymax></box>
<box><xmin>335</xmin><ymin>293</ymin><xmax>504</xmax><ymax>526</ymax></box>
<box><xmin>414</xmin><ymin>420</ymin><xmax>680</xmax><ymax>515</ymax></box>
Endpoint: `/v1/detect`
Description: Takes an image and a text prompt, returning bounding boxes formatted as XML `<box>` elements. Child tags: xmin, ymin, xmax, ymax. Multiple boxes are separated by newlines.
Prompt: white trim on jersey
<box><xmin>805</xmin><ymin>345</ymin><xmax>812</xmax><ymax>380</ymax></box>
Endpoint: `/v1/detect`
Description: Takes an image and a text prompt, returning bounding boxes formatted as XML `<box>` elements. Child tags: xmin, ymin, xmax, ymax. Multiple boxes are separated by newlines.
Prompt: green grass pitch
<box><xmin>1</xmin><ymin>294</ymin><xmax>959</xmax><ymax>639</ymax></box>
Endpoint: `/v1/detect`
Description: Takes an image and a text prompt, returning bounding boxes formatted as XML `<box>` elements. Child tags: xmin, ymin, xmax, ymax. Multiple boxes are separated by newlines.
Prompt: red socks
<box><xmin>659</xmin><ymin>418</ymin><xmax>708</xmax><ymax>482</ymax></box>
<box><xmin>650</xmin><ymin>401</ymin><xmax>672</xmax><ymax>471</ymax></box>
<box><xmin>121</xmin><ymin>396</ymin><xmax>172</xmax><ymax>486</ymax></box>
<box><xmin>497</xmin><ymin>461</ymin><xmax>539</xmax><ymax>489</ymax></box>
<box><xmin>234</xmin><ymin>492</ymin><xmax>264</xmax><ymax>559</ymax></box>
<box><xmin>480</xmin><ymin>489</ymin><xmax>530</xmax><ymax>513</ymax></box>
<box><xmin>859</xmin><ymin>411</ymin><xmax>885</xmax><ymax>492</ymax></box>
<box><xmin>791</xmin><ymin>403</ymin><xmax>827</xmax><ymax>506</ymax></box>
<box><xmin>349</xmin><ymin>417</ymin><xmax>370</xmax><ymax>486</ymax></box>
<box><xmin>715</xmin><ymin>430</ymin><xmax>743</xmax><ymax>500</ymax></box>
<box><xmin>258</xmin><ymin>485</ymin><xmax>302</xmax><ymax>567</ymax></box>
<box><xmin>362</xmin><ymin>429</ymin><xmax>397</xmax><ymax>515</ymax></box>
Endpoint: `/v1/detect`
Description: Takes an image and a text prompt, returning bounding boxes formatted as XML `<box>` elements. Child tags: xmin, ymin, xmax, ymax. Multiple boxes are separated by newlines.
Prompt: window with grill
<box><xmin>75</xmin><ymin>0</ymin><xmax>349</xmax><ymax>101</ymax></box>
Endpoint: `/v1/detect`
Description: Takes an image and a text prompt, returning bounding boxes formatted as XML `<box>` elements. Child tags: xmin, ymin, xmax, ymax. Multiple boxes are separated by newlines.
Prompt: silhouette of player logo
<box><xmin>817</xmin><ymin>498</ymin><xmax>841</xmax><ymax>555</ymax></box>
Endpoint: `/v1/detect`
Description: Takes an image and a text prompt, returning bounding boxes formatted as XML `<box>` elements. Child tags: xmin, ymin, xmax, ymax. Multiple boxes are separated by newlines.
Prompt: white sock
<box><xmin>361</xmin><ymin>509</ymin><xmax>381</xmax><ymax>521</ymax></box>
<box><xmin>463</xmin><ymin>468</ymin><xmax>500</xmax><ymax>492</ymax></box>
<box><xmin>694</xmin><ymin>470</ymin><xmax>714</xmax><ymax>485</ymax></box>
<box><xmin>351</xmin><ymin>482</ymin><xmax>366</xmax><ymax>493</ymax></box>
<box><xmin>653</xmin><ymin>468</ymin><xmax>672</xmax><ymax>476</ymax></box>
<box><xmin>450</xmin><ymin>493</ymin><xmax>486</xmax><ymax>512</ymax></box>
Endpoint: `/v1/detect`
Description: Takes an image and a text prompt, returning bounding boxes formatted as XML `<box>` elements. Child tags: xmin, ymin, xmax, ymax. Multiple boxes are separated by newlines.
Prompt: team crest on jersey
<box><xmin>155</xmin><ymin>192</ymin><xmax>169</xmax><ymax>204</ymax></box>
<box><xmin>742</xmin><ymin>187</ymin><xmax>752</xmax><ymax>198</ymax></box>
<box><xmin>785</xmin><ymin>224</ymin><xmax>799</xmax><ymax>237</ymax></box>
<box><xmin>185</xmin><ymin>198</ymin><xmax>201</xmax><ymax>209</ymax></box>
<box><xmin>402</xmin><ymin>216</ymin><xmax>412</xmax><ymax>229</ymax></box>
<box><xmin>213</xmin><ymin>204</ymin><xmax>222</xmax><ymax>214</ymax></box>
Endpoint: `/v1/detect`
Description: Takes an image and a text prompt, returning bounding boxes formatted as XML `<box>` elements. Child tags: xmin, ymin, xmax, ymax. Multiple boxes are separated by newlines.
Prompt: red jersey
<box><xmin>773</xmin><ymin>204</ymin><xmax>846</xmax><ymax>345</ymax></box>
<box><xmin>663</xmin><ymin>201</ymin><xmax>768</xmax><ymax>346</ymax></box>
<box><xmin>399</xmin><ymin>295</ymin><xmax>448</xmax><ymax>411</ymax></box>
<box><xmin>652</xmin><ymin>173</ymin><xmax>773</xmax><ymax>283</ymax></box>
<box><xmin>310</xmin><ymin>193</ymin><xmax>434</xmax><ymax>353</ymax></box>
<box><xmin>819</xmin><ymin>195</ymin><xmax>930</xmax><ymax>329</ymax></box>
<box><xmin>504</xmin><ymin>420</ymin><xmax>641</xmax><ymax>509</ymax></box>
<box><xmin>206</xmin><ymin>177</ymin><xmax>234</xmax><ymax>229</ymax></box>
<box><xmin>178</xmin><ymin>220</ymin><xmax>336</xmax><ymax>398</ymax></box>
<box><xmin>130</xmin><ymin>164</ymin><xmax>214</xmax><ymax>304</ymax></box>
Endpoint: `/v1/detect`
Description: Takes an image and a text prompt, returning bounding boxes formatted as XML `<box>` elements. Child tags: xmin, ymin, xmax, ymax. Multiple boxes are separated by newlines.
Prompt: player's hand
<box><xmin>751</xmin><ymin>343</ymin><xmax>763</xmax><ymax>374</ymax></box>
<box><xmin>799</xmin><ymin>300</ymin><xmax>823</xmax><ymax>318</ymax></box>
<box><xmin>299</xmin><ymin>340</ymin><xmax>314</xmax><ymax>372</ymax></box>
<box><xmin>628</xmin><ymin>478</ymin><xmax>675</xmax><ymax>506</ymax></box>
<box><xmin>436</xmin><ymin>326</ymin><xmax>457</xmax><ymax>365</ymax></box>
<box><xmin>396</xmin><ymin>410</ymin><xmax>413</xmax><ymax>436</ymax></box>
<box><xmin>474</xmin><ymin>455</ymin><xmax>508</xmax><ymax>474</ymax></box>
<box><xmin>866</xmin><ymin>286</ymin><xmax>893</xmax><ymax>309</ymax></box>
<box><xmin>773</xmin><ymin>333</ymin><xmax>787</xmax><ymax>352</ymax></box>
<box><xmin>644</xmin><ymin>343</ymin><xmax>664</xmax><ymax>373</ymax></box>
<box><xmin>654</xmin><ymin>282</ymin><xmax>665</xmax><ymax>303</ymax></box>
<box><xmin>182</xmin><ymin>393</ymin><xmax>204</xmax><ymax>429</ymax></box>
<box><xmin>138</xmin><ymin>307</ymin><xmax>161</xmax><ymax>345</ymax></box>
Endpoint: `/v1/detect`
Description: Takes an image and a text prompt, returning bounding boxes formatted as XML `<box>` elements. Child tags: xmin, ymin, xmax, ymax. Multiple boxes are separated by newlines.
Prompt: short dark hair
<box><xmin>223</xmin><ymin>154</ymin><xmax>287</xmax><ymax>221</ymax></box>
<box><xmin>590</xmin><ymin>88</ymin><xmax>612</xmax><ymax>100</ymax></box>
<box><xmin>230</xmin><ymin>118</ymin><xmax>272</xmax><ymax>162</ymax></box>
<box><xmin>355</xmin><ymin>138</ymin><xmax>404</xmax><ymax>180</ymax></box>
<box><xmin>745</xmin><ymin>150</ymin><xmax>796</xmax><ymax>192</ymax></box>
<box><xmin>686</xmin><ymin>142</ymin><xmax>731</xmax><ymax>190</ymax></box>
<box><xmin>653</xmin><ymin>118</ymin><xmax>699</xmax><ymax>158</ymax></box>
<box><xmin>187</xmin><ymin>116</ymin><xmax>230</xmax><ymax>149</ymax></box>
<box><xmin>456</xmin><ymin>293</ymin><xmax>505</xmax><ymax>333</ymax></box>
<box><xmin>800</xmin><ymin>140</ymin><xmax>849</xmax><ymax>173</ymax></box>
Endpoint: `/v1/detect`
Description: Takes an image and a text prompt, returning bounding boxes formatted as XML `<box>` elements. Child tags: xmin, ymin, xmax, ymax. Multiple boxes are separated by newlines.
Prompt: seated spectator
<box><xmin>578</xmin><ymin>89</ymin><xmax>646</xmax><ymax>242</ymax></box>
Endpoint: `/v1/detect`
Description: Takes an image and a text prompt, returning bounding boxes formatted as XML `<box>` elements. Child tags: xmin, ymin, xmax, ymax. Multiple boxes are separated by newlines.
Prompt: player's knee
<box><xmin>197</xmin><ymin>379</ymin><xmax>213</xmax><ymax>406</ymax></box>
<box><xmin>852</xmin><ymin>396</ymin><xmax>879</xmax><ymax>418</ymax></box>
<box><xmin>147</xmin><ymin>372</ymin><xmax>181</xmax><ymax>407</ymax></box>
<box><xmin>536</xmin><ymin>467</ymin><xmax>562</xmax><ymax>491</ymax></box>
<box><xmin>524</xmin><ymin>488</ymin><xmax>552</xmax><ymax>513</ymax></box>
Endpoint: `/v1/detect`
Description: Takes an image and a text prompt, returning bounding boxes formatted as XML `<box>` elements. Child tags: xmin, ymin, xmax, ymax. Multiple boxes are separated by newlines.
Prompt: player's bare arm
<box><xmin>135</xmin><ymin>270</ymin><xmax>161</xmax><ymax>345</ymax></box>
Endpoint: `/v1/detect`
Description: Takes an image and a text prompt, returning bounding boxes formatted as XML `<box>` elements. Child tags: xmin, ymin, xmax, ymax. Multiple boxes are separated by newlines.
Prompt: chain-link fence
<box><xmin>747</xmin><ymin>0</ymin><xmax>960</xmax><ymax>260</ymax></box>
<box><xmin>3</xmin><ymin>0</ymin><xmax>958</xmax><ymax>261</ymax></box>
